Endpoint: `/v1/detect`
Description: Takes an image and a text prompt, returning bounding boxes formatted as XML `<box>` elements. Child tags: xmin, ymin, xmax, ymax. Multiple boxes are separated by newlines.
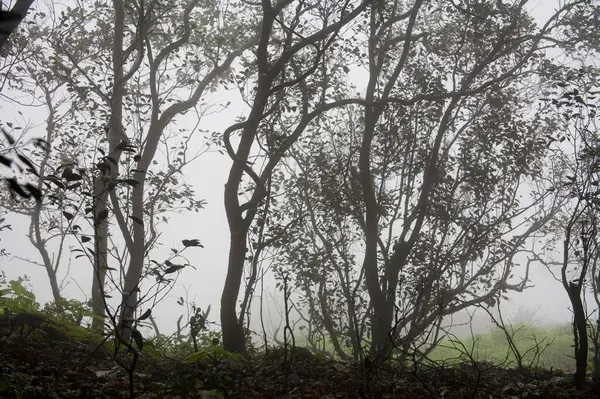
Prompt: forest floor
<box><xmin>0</xmin><ymin>312</ymin><xmax>598</xmax><ymax>398</ymax></box>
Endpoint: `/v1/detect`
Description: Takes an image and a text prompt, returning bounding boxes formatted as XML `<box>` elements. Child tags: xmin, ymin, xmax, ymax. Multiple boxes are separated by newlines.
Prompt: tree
<box><xmin>1</xmin><ymin>0</ymin><xmax>253</xmax><ymax>339</ymax></box>
<box><xmin>220</xmin><ymin>0</ymin><xmax>376</xmax><ymax>353</ymax></box>
<box><xmin>268</xmin><ymin>0</ymin><xmax>588</xmax><ymax>360</ymax></box>
<box><xmin>533</xmin><ymin>2</ymin><xmax>600</xmax><ymax>386</ymax></box>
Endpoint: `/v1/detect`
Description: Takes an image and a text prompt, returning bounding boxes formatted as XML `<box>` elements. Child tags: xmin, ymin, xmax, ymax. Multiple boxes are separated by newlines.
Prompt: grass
<box><xmin>427</xmin><ymin>323</ymin><xmax>580</xmax><ymax>372</ymax></box>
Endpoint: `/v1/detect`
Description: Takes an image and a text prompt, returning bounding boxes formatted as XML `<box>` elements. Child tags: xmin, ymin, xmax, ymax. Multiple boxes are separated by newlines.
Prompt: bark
<box><xmin>91</xmin><ymin>177</ymin><xmax>109</xmax><ymax>332</ymax></box>
<box><xmin>92</xmin><ymin>0</ymin><xmax>127</xmax><ymax>333</ymax></box>
<box><xmin>568</xmin><ymin>281</ymin><xmax>588</xmax><ymax>388</ymax></box>
<box><xmin>561</xmin><ymin>212</ymin><xmax>590</xmax><ymax>389</ymax></box>
<box><xmin>221</xmin><ymin>229</ymin><xmax>249</xmax><ymax>353</ymax></box>
<box><xmin>0</xmin><ymin>0</ymin><xmax>34</xmax><ymax>51</ymax></box>
<box><xmin>31</xmin><ymin>202</ymin><xmax>62</xmax><ymax>310</ymax></box>
<box><xmin>594</xmin><ymin>309</ymin><xmax>600</xmax><ymax>382</ymax></box>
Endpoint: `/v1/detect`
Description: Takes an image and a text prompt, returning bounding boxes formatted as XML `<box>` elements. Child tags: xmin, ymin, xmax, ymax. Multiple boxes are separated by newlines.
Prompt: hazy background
<box><xmin>0</xmin><ymin>0</ymin><xmax>585</xmax><ymax>341</ymax></box>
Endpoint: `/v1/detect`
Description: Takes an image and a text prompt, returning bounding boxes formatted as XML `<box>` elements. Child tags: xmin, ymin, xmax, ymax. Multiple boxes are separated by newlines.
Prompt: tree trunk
<box><xmin>593</xmin><ymin>310</ymin><xmax>600</xmax><ymax>382</ymax></box>
<box><xmin>92</xmin><ymin>0</ymin><xmax>126</xmax><ymax>334</ymax></box>
<box><xmin>30</xmin><ymin>92</ymin><xmax>63</xmax><ymax>313</ymax></box>
<box><xmin>568</xmin><ymin>282</ymin><xmax>588</xmax><ymax>388</ymax></box>
<box><xmin>32</xmin><ymin>208</ymin><xmax>63</xmax><ymax>311</ymax></box>
<box><xmin>220</xmin><ymin>229</ymin><xmax>247</xmax><ymax>353</ymax></box>
<box><xmin>91</xmin><ymin>176</ymin><xmax>109</xmax><ymax>332</ymax></box>
<box><xmin>0</xmin><ymin>0</ymin><xmax>34</xmax><ymax>51</ymax></box>
<box><xmin>118</xmin><ymin>175</ymin><xmax>145</xmax><ymax>342</ymax></box>
<box><xmin>359</xmin><ymin>103</ymin><xmax>394</xmax><ymax>356</ymax></box>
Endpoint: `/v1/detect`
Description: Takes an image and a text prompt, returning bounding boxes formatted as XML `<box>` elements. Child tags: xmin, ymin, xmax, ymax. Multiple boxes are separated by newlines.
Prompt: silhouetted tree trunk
<box><xmin>0</xmin><ymin>0</ymin><xmax>34</xmax><ymax>51</ymax></box>
<box><xmin>568</xmin><ymin>280</ymin><xmax>588</xmax><ymax>388</ymax></box>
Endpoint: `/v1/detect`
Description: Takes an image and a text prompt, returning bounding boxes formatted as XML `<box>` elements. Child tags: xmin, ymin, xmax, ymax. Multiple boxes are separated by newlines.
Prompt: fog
<box><xmin>0</xmin><ymin>0</ymin><xmax>593</xmax><ymax>345</ymax></box>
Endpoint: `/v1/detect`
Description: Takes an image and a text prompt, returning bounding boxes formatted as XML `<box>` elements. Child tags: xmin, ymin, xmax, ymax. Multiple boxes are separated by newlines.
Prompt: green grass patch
<box><xmin>428</xmin><ymin>323</ymin><xmax>579</xmax><ymax>371</ymax></box>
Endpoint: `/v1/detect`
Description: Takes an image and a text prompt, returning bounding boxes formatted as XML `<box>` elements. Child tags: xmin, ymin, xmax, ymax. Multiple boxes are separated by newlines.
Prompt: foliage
<box><xmin>267</xmin><ymin>0</ymin><xmax>567</xmax><ymax>360</ymax></box>
<box><xmin>0</xmin><ymin>273</ymin><xmax>39</xmax><ymax>314</ymax></box>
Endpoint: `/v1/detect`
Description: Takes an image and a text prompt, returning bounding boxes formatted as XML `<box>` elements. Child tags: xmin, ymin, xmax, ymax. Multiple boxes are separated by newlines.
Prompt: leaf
<box><xmin>65</xmin><ymin>172</ymin><xmax>82</xmax><ymax>182</ymax></box>
<box><xmin>185</xmin><ymin>350</ymin><xmax>208</xmax><ymax>363</ymax></box>
<box><xmin>95</xmin><ymin>209</ymin><xmax>109</xmax><ymax>227</ymax></box>
<box><xmin>115</xmin><ymin>141</ymin><xmax>136</xmax><ymax>153</ymax></box>
<box><xmin>132</xmin><ymin>329</ymin><xmax>144</xmax><ymax>351</ymax></box>
<box><xmin>24</xmin><ymin>184</ymin><xmax>42</xmax><ymax>201</ymax></box>
<box><xmin>0</xmin><ymin>155</ymin><xmax>12</xmax><ymax>168</ymax></box>
<box><xmin>182</xmin><ymin>239</ymin><xmax>203</xmax><ymax>248</ymax></box>
<box><xmin>164</xmin><ymin>264</ymin><xmax>185</xmax><ymax>274</ymax></box>
<box><xmin>120</xmin><ymin>179</ymin><xmax>140</xmax><ymax>187</ymax></box>
<box><xmin>44</xmin><ymin>176</ymin><xmax>66</xmax><ymax>189</ymax></box>
<box><xmin>129</xmin><ymin>215</ymin><xmax>143</xmax><ymax>225</ymax></box>
<box><xmin>31</xmin><ymin>138</ymin><xmax>48</xmax><ymax>152</ymax></box>
<box><xmin>138</xmin><ymin>309</ymin><xmax>151</xmax><ymax>321</ymax></box>
<box><xmin>107</xmin><ymin>181</ymin><xmax>118</xmax><ymax>192</ymax></box>
<box><xmin>16</xmin><ymin>154</ymin><xmax>39</xmax><ymax>177</ymax></box>
<box><xmin>81</xmin><ymin>236</ymin><xmax>91</xmax><ymax>243</ymax></box>
<box><xmin>63</xmin><ymin>211</ymin><xmax>74</xmax><ymax>221</ymax></box>
<box><xmin>2</xmin><ymin>128</ymin><xmax>15</xmax><ymax>145</ymax></box>
<box><xmin>6</xmin><ymin>178</ymin><xmax>30</xmax><ymax>199</ymax></box>
<box><xmin>87</xmin><ymin>247</ymin><xmax>95</xmax><ymax>257</ymax></box>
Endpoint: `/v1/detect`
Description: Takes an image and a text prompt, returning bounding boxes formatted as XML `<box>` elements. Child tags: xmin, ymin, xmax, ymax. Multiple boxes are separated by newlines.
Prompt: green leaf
<box><xmin>81</xmin><ymin>235</ymin><xmax>91</xmax><ymax>243</ymax></box>
<box><xmin>185</xmin><ymin>350</ymin><xmax>208</xmax><ymax>363</ymax></box>
<box><xmin>132</xmin><ymin>329</ymin><xmax>144</xmax><ymax>351</ymax></box>
<box><xmin>63</xmin><ymin>211</ymin><xmax>74</xmax><ymax>221</ymax></box>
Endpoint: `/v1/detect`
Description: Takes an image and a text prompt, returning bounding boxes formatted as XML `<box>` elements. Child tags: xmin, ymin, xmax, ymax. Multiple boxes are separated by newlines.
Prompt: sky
<box><xmin>0</xmin><ymin>0</ymin><xmax>595</xmax><ymax>344</ymax></box>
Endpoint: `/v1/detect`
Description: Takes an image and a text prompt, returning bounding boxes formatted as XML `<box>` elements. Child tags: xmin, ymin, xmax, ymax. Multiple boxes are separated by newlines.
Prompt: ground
<box><xmin>0</xmin><ymin>312</ymin><xmax>598</xmax><ymax>398</ymax></box>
